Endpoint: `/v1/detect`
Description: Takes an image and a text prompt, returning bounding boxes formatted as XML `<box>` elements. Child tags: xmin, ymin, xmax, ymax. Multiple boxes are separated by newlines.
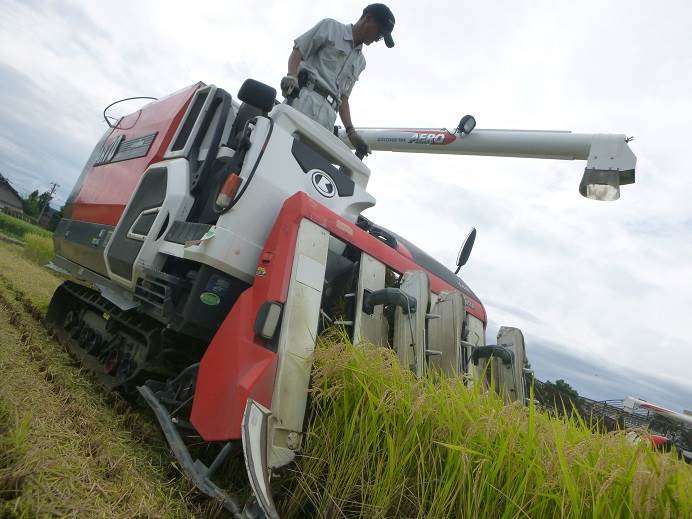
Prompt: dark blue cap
<box><xmin>363</xmin><ymin>3</ymin><xmax>395</xmax><ymax>48</ymax></box>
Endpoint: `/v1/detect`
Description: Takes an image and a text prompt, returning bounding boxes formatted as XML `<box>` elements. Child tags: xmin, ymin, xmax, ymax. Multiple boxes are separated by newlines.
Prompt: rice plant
<box><xmin>279</xmin><ymin>332</ymin><xmax>692</xmax><ymax>518</ymax></box>
<box><xmin>23</xmin><ymin>233</ymin><xmax>53</xmax><ymax>266</ymax></box>
<box><xmin>0</xmin><ymin>213</ymin><xmax>51</xmax><ymax>241</ymax></box>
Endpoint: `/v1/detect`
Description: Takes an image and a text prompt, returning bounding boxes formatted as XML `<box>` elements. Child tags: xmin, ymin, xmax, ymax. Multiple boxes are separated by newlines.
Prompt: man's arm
<box><xmin>287</xmin><ymin>47</ymin><xmax>302</xmax><ymax>76</ymax></box>
<box><xmin>285</xmin><ymin>19</ymin><xmax>330</xmax><ymax>97</ymax></box>
<box><xmin>338</xmin><ymin>95</ymin><xmax>354</xmax><ymax>130</ymax></box>
<box><xmin>339</xmin><ymin>96</ymin><xmax>370</xmax><ymax>156</ymax></box>
<box><xmin>281</xmin><ymin>47</ymin><xmax>303</xmax><ymax>99</ymax></box>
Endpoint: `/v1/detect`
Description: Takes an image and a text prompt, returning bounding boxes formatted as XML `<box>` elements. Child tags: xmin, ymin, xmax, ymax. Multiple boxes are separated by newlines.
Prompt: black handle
<box><xmin>470</xmin><ymin>346</ymin><xmax>513</xmax><ymax>366</ymax></box>
<box><xmin>362</xmin><ymin>288</ymin><xmax>417</xmax><ymax>315</ymax></box>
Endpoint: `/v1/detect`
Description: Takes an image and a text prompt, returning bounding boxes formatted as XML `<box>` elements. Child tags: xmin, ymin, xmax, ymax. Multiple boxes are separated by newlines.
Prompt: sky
<box><xmin>1</xmin><ymin>0</ymin><xmax>691</xmax><ymax>411</ymax></box>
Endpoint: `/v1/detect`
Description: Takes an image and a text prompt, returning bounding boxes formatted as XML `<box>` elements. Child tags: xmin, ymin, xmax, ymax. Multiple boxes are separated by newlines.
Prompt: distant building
<box><xmin>0</xmin><ymin>174</ymin><xmax>24</xmax><ymax>216</ymax></box>
<box><xmin>685</xmin><ymin>410</ymin><xmax>692</xmax><ymax>417</ymax></box>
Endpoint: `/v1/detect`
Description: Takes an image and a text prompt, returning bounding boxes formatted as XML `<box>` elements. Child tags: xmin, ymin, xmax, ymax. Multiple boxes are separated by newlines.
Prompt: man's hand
<box><xmin>347</xmin><ymin>127</ymin><xmax>371</xmax><ymax>157</ymax></box>
<box><xmin>280</xmin><ymin>74</ymin><xmax>299</xmax><ymax>99</ymax></box>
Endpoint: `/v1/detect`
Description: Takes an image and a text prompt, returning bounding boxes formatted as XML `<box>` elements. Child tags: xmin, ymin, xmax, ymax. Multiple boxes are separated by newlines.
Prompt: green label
<box><xmin>200</xmin><ymin>292</ymin><xmax>221</xmax><ymax>306</ymax></box>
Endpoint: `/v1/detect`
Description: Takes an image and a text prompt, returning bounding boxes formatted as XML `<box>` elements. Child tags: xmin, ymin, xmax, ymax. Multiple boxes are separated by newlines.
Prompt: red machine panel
<box><xmin>191</xmin><ymin>193</ymin><xmax>487</xmax><ymax>441</ymax></box>
<box><xmin>71</xmin><ymin>83</ymin><xmax>203</xmax><ymax>226</ymax></box>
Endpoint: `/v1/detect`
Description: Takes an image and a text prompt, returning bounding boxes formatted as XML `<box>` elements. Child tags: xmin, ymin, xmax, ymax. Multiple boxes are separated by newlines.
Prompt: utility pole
<box><xmin>37</xmin><ymin>182</ymin><xmax>59</xmax><ymax>223</ymax></box>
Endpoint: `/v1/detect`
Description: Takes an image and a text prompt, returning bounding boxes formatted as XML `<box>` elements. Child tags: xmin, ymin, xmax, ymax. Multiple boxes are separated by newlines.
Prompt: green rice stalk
<box><xmin>23</xmin><ymin>233</ymin><xmax>54</xmax><ymax>266</ymax></box>
<box><xmin>0</xmin><ymin>213</ymin><xmax>51</xmax><ymax>241</ymax></box>
<box><xmin>278</xmin><ymin>335</ymin><xmax>692</xmax><ymax>518</ymax></box>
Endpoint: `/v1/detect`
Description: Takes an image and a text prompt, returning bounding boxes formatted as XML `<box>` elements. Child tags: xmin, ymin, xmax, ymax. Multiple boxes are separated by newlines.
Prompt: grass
<box><xmin>23</xmin><ymin>233</ymin><xmax>54</xmax><ymax>266</ymax></box>
<box><xmin>0</xmin><ymin>243</ymin><xmax>61</xmax><ymax>313</ymax></box>
<box><xmin>0</xmin><ymin>213</ymin><xmax>51</xmax><ymax>241</ymax></box>
<box><xmin>0</xmin><ymin>241</ymin><xmax>224</xmax><ymax>518</ymax></box>
<box><xmin>0</xmin><ymin>399</ymin><xmax>31</xmax><ymax>512</ymax></box>
<box><xmin>278</xmin><ymin>329</ymin><xmax>692</xmax><ymax>518</ymax></box>
<box><xmin>0</xmin><ymin>299</ymin><xmax>199</xmax><ymax>517</ymax></box>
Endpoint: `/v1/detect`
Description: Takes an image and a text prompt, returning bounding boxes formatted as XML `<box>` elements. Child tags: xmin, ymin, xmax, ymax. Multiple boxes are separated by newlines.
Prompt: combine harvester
<box><xmin>624</xmin><ymin>397</ymin><xmax>692</xmax><ymax>463</ymax></box>
<box><xmin>45</xmin><ymin>79</ymin><xmax>636</xmax><ymax>517</ymax></box>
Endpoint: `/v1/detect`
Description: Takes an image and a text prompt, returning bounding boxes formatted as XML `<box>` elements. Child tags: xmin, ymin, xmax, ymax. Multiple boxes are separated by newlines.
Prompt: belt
<box><xmin>304</xmin><ymin>82</ymin><xmax>339</xmax><ymax>110</ymax></box>
<box><xmin>297</xmin><ymin>70</ymin><xmax>340</xmax><ymax>110</ymax></box>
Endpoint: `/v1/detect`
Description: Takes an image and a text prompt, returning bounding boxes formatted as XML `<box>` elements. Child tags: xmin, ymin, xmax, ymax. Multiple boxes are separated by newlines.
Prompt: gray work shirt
<box><xmin>294</xmin><ymin>18</ymin><xmax>366</xmax><ymax>99</ymax></box>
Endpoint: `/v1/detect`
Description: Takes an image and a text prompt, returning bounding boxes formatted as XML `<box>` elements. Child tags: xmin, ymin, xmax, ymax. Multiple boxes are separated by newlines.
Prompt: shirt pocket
<box><xmin>341</xmin><ymin>62</ymin><xmax>359</xmax><ymax>97</ymax></box>
<box><xmin>319</xmin><ymin>43</ymin><xmax>347</xmax><ymax>74</ymax></box>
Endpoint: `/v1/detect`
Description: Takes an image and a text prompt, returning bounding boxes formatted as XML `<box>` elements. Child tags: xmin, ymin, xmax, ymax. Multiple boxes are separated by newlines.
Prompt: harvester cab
<box><xmin>46</xmin><ymin>78</ymin><xmax>636</xmax><ymax>517</ymax></box>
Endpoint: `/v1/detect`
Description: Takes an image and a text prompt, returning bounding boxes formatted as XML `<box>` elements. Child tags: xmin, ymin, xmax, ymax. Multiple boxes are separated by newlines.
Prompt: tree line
<box><xmin>22</xmin><ymin>189</ymin><xmax>63</xmax><ymax>231</ymax></box>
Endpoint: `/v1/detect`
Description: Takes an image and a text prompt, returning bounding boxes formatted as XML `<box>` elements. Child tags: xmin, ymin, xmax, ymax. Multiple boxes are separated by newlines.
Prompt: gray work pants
<box><xmin>288</xmin><ymin>88</ymin><xmax>337</xmax><ymax>131</ymax></box>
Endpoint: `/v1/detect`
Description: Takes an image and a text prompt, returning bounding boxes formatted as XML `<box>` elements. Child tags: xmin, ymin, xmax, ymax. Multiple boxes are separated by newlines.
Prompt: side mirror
<box><xmin>238</xmin><ymin>79</ymin><xmax>277</xmax><ymax>114</ymax></box>
<box><xmin>454</xmin><ymin>228</ymin><xmax>476</xmax><ymax>274</ymax></box>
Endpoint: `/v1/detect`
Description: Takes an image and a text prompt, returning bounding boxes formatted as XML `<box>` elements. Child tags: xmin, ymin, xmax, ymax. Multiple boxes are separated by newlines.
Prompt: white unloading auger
<box><xmin>337</xmin><ymin>116</ymin><xmax>636</xmax><ymax>201</ymax></box>
<box><xmin>624</xmin><ymin>397</ymin><xmax>692</xmax><ymax>428</ymax></box>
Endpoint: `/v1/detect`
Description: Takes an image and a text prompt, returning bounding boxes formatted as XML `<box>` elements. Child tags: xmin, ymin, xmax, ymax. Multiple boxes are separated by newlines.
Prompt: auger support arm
<box><xmin>337</xmin><ymin>127</ymin><xmax>636</xmax><ymax>200</ymax></box>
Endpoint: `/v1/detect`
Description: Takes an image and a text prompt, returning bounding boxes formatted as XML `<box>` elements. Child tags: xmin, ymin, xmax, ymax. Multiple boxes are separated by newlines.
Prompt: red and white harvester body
<box><xmin>46</xmin><ymin>79</ymin><xmax>636</xmax><ymax>517</ymax></box>
<box><xmin>623</xmin><ymin>397</ymin><xmax>692</xmax><ymax>463</ymax></box>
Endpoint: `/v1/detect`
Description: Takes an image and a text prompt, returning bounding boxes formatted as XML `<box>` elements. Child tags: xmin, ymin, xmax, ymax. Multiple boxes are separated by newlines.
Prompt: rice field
<box><xmin>22</xmin><ymin>233</ymin><xmax>54</xmax><ymax>266</ymax></box>
<box><xmin>0</xmin><ymin>240</ymin><xmax>690</xmax><ymax>518</ymax></box>
<box><xmin>0</xmin><ymin>241</ymin><xmax>222</xmax><ymax>518</ymax></box>
<box><xmin>276</xmin><ymin>330</ymin><xmax>692</xmax><ymax>518</ymax></box>
<box><xmin>0</xmin><ymin>213</ymin><xmax>51</xmax><ymax>241</ymax></box>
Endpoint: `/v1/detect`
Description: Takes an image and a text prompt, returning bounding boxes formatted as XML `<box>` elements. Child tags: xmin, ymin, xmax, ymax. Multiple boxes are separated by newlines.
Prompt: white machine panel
<box><xmin>428</xmin><ymin>291</ymin><xmax>466</xmax><ymax>377</ymax></box>
<box><xmin>496</xmin><ymin>326</ymin><xmax>528</xmax><ymax>403</ymax></box>
<box><xmin>105</xmin><ymin>158</ymin><xmax>194</xmax><ymax>289</ymax></box>
<box><xmin>178</xmin><ymin>109</ymin><xmax>376</xmax><ymax>284</ymax></box>
<box><xmin>267</xmin><ymin>219</ymin><xmax>329</xmax><ymax>469</ymax></box>
<box><xmin>393</xmin><ymin>271</ymin><xmax>430</xmax><ymax>377</ymax></box>
<box><xmin>352</xmin><ymin>254</ymin><xmax>387</xmax><ymax>346</ymax></box>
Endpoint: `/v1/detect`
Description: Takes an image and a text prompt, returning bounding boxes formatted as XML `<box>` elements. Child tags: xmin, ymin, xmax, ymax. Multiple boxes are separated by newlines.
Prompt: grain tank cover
<box><xmin>66</xmin><ymin>83</ymin><xmax>203</xmax><ymax>226</ymax></box>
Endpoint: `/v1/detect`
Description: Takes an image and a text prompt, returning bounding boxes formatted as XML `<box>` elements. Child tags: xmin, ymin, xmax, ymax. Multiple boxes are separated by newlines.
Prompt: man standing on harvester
<box><xmin>280</xmin><ymin>4</ymin><xmax>396</xmax><ymax>156</ymax></box>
